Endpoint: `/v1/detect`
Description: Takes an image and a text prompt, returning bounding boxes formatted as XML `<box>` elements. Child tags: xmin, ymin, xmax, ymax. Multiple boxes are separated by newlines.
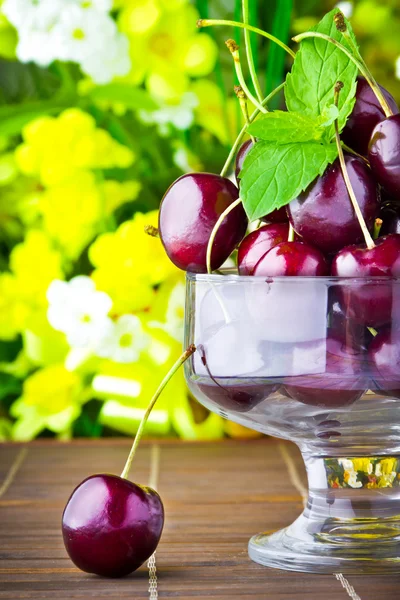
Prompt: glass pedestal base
<box><xmin>249</xmin><ymin>455</ymin><xmax>400</xmax><ymax>574</ymax></box>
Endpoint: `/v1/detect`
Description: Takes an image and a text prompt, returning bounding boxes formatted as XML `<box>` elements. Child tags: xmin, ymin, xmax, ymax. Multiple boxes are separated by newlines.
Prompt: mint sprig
<box><xmin>285</xmin><ymin>9</ymin><xmax>358</xmax><ymax>140</ymax></box>
<box><xmin>240</xmin><ymin>141</ymin><xmax>338</xmax><ymax>222</ymax></box>
<box><xmin>240</xmin><ymin>9</ymin><xmax>358</xmax><ymax>222</ymax></box>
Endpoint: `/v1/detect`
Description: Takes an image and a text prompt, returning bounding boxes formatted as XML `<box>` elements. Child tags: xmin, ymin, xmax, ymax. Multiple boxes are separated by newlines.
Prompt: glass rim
<box><xmin>186</xmin><ymin>270</ymin><xmax>400</xmax><ymax>283</ymax></box>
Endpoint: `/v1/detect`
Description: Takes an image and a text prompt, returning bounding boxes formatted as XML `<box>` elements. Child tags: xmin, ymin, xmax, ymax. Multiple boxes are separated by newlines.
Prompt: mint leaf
<box><xmin>240</xmin><ymin>141</ymin><xmax>338</xmax><ymax>221</ymax></box>
<box><xmin>285</xmin><ymin>9</ymin><xmax>358</xmax><ymax>140</ymax></box>
<box><xmin>247</xmin><ymin>111</ymin><xmax>325</xmax><ymax>143</ymax></box>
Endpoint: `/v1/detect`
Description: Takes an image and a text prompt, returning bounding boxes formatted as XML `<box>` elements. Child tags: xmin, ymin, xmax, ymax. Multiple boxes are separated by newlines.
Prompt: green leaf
<box><xmin>247</xmin><ymin>110</ymin><xmax>325</xmax><ymax>143</ymax></box>
<box><xmin>88</xmin><ymin>84</ymin><xmax>159</xmax><ymax>111</ymax></box>
<box><xmin>285</xmin><ymin>8</ymin><xmax>358</xmax><ymax>140</ymax></box>
<box><xmin>240</xmin><ymin>140</ymin><xmax>338</xmax><ymax>221</ymax></box>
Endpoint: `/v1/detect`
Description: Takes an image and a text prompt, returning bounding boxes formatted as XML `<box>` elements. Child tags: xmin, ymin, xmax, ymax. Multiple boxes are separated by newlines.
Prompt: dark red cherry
<box><xmin>287</xmin><ymin>155</ymin><xmax>379</xmax><ymax>254</ymax></box>
<box><xmin>330</xmin><ymin>297</ymin><xmax>373</xmax><ymax>353</ymax></box>
<box><xmin>159</xmin><ymin>173</ymin><xmax>247</xmax><ymax>273</ymax></box>
<box><xmin>331</xmin><ymin>234</ymin><xmax>400</xmax><ymax>326</ymax></box>
<box><xmin>253</xmin><ymin>241</ymin><xmax>329</xmax><ymax>276</ymax></box>
<box><xmin>368</xmin><ymin>328</ymin><xmax>400</xmax><ymax>398</ymax></box>
<box><xmin>62</xmin><ymin>474</ymin><xmax>164</xmax><ymax>578</ymax></box>
<box><xmin>238</xmin><ymin>223</ymin><xmax>289</xmax><ymax>275</ymax></box>
<box><xmin>261</xmin><ymin>206</ymin><xmax>289</xmax><ymax>224</ymax></box>
<box><xmin>284</xmin><ymin>332</ymin><xmax>367</xmax><ymax>408</ymax></box>
<box><xmin>342</xmin><ymin>76</ymin><xmax>399</xmax><ymax>156</ymax></box>
<box><xmin>235</xmin><ymin>139</ymin><xmax>253</xmax><ymax>182</ymax></box>
<box><xmin>369</xmin><ymin>114</ymin><xmax>400</xmax><ymax>197</ymax></box>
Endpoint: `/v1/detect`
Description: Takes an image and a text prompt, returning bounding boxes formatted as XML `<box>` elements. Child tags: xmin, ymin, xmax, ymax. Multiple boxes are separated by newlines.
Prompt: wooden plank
<box><xmin>0</xmin><ymin>439</ymin><xmax>399</xmax><ymax>599</ymax></box>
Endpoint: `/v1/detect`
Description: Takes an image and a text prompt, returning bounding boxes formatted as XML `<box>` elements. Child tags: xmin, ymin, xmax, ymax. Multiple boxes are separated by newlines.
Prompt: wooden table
<box><xmin>0</xmin><ymin>439</ymin><xmax>399</xmax><ymax>599</ymax></box>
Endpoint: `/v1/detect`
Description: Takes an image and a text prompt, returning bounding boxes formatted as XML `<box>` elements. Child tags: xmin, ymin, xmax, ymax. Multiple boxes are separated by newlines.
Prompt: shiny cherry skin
<box><xmin>159</xmin><ymin>173</ymin><xmax>247</xmax><ymax>273</ymax></box>
<box><xmin>235</xmin><ymin>139</ymin><xmax>253</xmax><ymax>182</ymax></box>
<box><xmin>342</xmin><ymin>76</ymin><xmax>399</xmax><ymax>156</ymax></box>
<box><xmin>285</xmin><ymin>332</ymin><xmax>367</xmax><ymax>408</ymax></box>
<box><xmin>331</xmin><ymin>234</ymin><xmax>400</xmax><ymax>326</ymax></box>
<box><xmin>238</xmin><ymin>223</ymin><xmax>289</xmax><ymax>275</ymax></box>
<box><xmin>368</xmin><ymin>328</ymin><xmax>400</xmax><ymax>398</ymax></box>
<box><xmin>261</xmin><ymin>206</ymin><xmax>289</xmax><ymax>224</ymax></box>
<box><xmin>369</xmin><ymin>114</ymin><xmax>400</xmax><ymax>197</ymax></box>
<box><xmin>287</xmin><ymin>155</ymin><xmax>379</xmax><ymax>255</ymax></box>
<box><xmin>330</xmin><ymin>297</ymin><xmax>373</xmax><ymax>353</ymax></box>
<box><xmin>253</xmin><ymin>241</ymin><xmax>329</xmax><ymax>277</ymax></box>
<box><xmin>62</xmin><ymin>474</ymin><xmax>164</xmax><ymax>578</ymax></box>
<box><xmin>235</xmin><ymin>140</ymin><xmax>288</xmax><ymax>223</ymax></box>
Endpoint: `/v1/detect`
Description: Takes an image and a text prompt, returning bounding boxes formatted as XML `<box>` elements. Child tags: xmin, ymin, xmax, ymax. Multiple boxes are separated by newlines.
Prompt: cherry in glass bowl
<box><xmin>184</xmin><ymin>271</ymin><xmax>400</xmax><ymax>574</ymax></box>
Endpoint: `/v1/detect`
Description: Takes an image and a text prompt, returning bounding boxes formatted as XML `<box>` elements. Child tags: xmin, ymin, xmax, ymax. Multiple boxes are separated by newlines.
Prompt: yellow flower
<box><xmin>352</xmin><ymin>458</ymin><xmax>373</xmax><ymax>474</ymax></box>
<box><xmin>380</xmin><ymin>457</ymin><xmax>398</xmax><ymax>475</ymax></box>
<box><xmin>11</xmin><ymin>364</ymin><xmax>83</xmax><ymax>440</ymax></box>
<box><xmin>0</xmin><ymin>273</ymin><xmax>24</xmax><ymax>339</ymax></box>
<box><xmin>16</xmin><ymin>109</ymin><xmax>135</xmax><ymax>186</ymax></box>
<box><xmin>90</xmin><ymin>210</ymin><xmax>179</xmax><ymax>313</ymax></box>
<box><xmin>191</xmin><ymin>79</ymin><xmax>242</xmax><ymax>145</ymax></box>
<box><xmin>118</xmin><ymin>1</ymin><xmax>217</xmax><ymax>103</ymax></box>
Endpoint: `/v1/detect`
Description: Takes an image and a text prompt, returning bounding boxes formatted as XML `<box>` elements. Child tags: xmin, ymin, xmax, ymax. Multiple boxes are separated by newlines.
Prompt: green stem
<box><xmin>234</xmin><ymin>85</ymin><xmax>255</xmax><ymax>142</ymax></box>
<box><xmin>198</xmin><ymin>19</ymin><xmax>296</xmax><ymax>59</ymax></box>
<box><xmin>242</xmin><ymin>0</ymin><xmax>263</xmax><ymax>103</ymax></box>
<box><xmin>333</xmin><ymin>82</ymin><xmax>375</xmax><ymax>250</ymax></box>
<box><xmin>288</xmin><ymin>224</ymin><xmax>295</xmax><ymax>242</ymax></box>
<box><xmin>220</xmin><ymin>81</ymin><xmax>285</xmax><ymax>177</ymax></box>
<box><xmin>120</xmin><ymin>345</ymin><xmax>196</xmax><ymax>480</ymax></box>
<box><xmin>226</xmin><ymin>40</ymin><xmax>267</xmax><ymax>114</ymax></box>
<box><xmin>206</xmin><ymin>198</ymin><xmax>243</xmax><ymax>274</ymax></box>
<box><xmin>292</xmin><ymin>31</ymin><xmax>393</xmax><ymax>118</ymax></box>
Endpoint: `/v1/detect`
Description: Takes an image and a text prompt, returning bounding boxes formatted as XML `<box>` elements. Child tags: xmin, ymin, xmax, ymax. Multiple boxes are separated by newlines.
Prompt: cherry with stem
<box><xmin>333</xmin><ymin>81</ymin><xmax>375</xmax><ymax>250</ymax></box>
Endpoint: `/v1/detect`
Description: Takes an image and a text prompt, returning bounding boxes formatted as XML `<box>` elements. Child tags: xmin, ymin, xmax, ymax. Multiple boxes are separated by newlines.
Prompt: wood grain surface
<box><xmin>0</xmin><ymin>438</ymin><xmax>399</xmax><ymax>599</ymax></box>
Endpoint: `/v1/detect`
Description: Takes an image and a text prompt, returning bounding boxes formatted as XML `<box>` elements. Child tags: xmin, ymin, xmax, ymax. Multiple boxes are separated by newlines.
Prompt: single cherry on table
<box><xmin>62</xmin><ymin>474</ymin><xmax>164</xmax><ymax>578</ymax></box>
<box><xmin>342</xmin><ymin>76</ymin><xmax>399</xmax><ymax>156</ymax></box>
<box><xmin>159</xmin><ymin>173</ymin><xmax>247</xmax><ymax>273</ymax></box>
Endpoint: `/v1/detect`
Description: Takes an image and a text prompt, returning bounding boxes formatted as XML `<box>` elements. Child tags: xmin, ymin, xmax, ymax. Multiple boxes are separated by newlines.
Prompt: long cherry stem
<box><xmin>198</xmin><ymin>19</ymin><xmax>296</xmax><ymax>59</ymax></box>
<box><xmin>292</xmin><ymin>31</ymin><xmax>393</xmax><ymax>118</ymax></box>
<box><xmin>120</xmin><ymin>345</ymin><xmax>196</xmax><ymax>480</ymax></box>
<box><xmin>333</xmin><ymin>81</ymin><xmax>375</xmax><ymax>250</ymax></box>
<box><xmin>226</xmin><ymin>39</ymin><xmax>267</xmax><ymax>114</ymax></box>
<box><xmin>288</xmin><ymin>224</ymin><xmax>295</xmax><ymax>242</ymax></box>
<box><xmin>206</xmin><ymin>198</ymin><xmax>243</xmax><ymax>274</ymax></box>
<box><xmin>220</xmin><ymin>81</ymin><xmax>285</xmax><ymax>177</ymax></box>
<box><xmin>234</xmin><ymin>85</ymin><xmax>255</xmax><ymax>142</ymax></box>
<box><xmin>242</xmin><ymin>0</ymin><xmax>263</xmax><ymax>103</ymax></box>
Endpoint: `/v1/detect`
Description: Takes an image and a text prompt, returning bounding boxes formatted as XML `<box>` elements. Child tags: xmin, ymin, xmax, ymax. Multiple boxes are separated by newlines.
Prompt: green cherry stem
<box><xmin>198</xmin><ymin>19</ymin><xmax>296</xmax><ymax>59</ymax></box>
<box><xmin>242</xmin><ymin>0</ymin><xmax>263</xmax><ymax>103</ymax></box>
<box><xmin>374</xmin><ymin>218</ymin><xmax>383</xmax><ymax>239</ymax></box>
<box><xmin>226</xmin><ymin>39</ymin><xmax>267</xmax><ymax>114</ymax></box>
<box><xmin>288</xmin><ymin>224</ymin><xmax>295</xmax><ymax>242</ymax></box>
<box><xmin>333</xmin><ymin>81</ymin><xmax>375</xmax><ymax>250</ymax></box>
<box><xmin>234</xmin><ymin>85</ymin><xmax>255</xmax><ymax>142</ymax></box>
<box><xmin>292</xmin><ymin>31</ymin><xmax>393</xmax><ymax>118</ymax></box>
<box><xmin>206</xmin><ymin>197</ymin><xmax>243</xmax><ymax>275</ymax></box>
<box><xmin>120</xmin><ymin>344</ymin><xmax>196</xmax><ymax>480</ymax></box>
<box><xmin>219</xmin><ymin>81</ymin><xmax>285</xmax><ymax>177</ymax></box>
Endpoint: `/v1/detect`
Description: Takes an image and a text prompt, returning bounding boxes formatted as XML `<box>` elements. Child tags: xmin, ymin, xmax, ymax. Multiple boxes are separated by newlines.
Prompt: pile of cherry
<box><xmin>159</xmin><ymin>76</ymin><xmax>400</xmax><ymax>409</ymax></box>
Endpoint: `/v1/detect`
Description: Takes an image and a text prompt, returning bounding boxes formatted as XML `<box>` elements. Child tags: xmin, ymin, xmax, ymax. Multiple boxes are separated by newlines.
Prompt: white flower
<box><xmin>335</xmin><ymin>1</ymin><xmax>353</xmax><ymax>18</ymax></box>
<box><xmin>81</xmin><ymin>33</ymin><xmax>131</xmax><ymax>84</ymax></box>
<box><xmin>47</xmin><ymin>276</ymin><xmax>113</xmax><ymax>348</ymax></box>
<box><xmin>72</xmin><ymin>0</ymin><xmax>113</xmax><ymax>11</ymax></box>
<box><xmin>17</xmin><ymin>30</ymin><xmax>58</xmax><ymax>67</ymax></box>
<box><xmin>395</xmin><ymin>56</ymin><xmax>400</xmax><ymax>81</ymax></box>
<box><xmin>2</xmin><ymin>0</ymin><xmax>64</xmax><ymax>30</ymax></box>
<box><xmin>338</xmin><ymin>458</ymin><xmax>354</xmax><ymax>471</ymax></box>
<box><xmin>139</xmin><ymin>92</ymin><xmax>198</xmax><ymax>135</ymax></box>
<box><xmin>95</xmin><ymin>315</ymin><xmax>149</xmax><ymax>363</ymax></box>
<box><xmin>52</xmin><ymin>5</ymin><xmax>117</xmax><ymax>63</ymax></box>
<box><xmin>346</xmin><ymin>470</ymin><xmax>362</xmax><ymax>489</ymax></box>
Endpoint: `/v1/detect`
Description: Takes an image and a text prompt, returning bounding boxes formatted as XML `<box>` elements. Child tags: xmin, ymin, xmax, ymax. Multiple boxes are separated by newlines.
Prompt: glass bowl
<box><xmin>184</xmin><ymin>272</ymin><xmax>400</xmax><ymax>574</ymax></box>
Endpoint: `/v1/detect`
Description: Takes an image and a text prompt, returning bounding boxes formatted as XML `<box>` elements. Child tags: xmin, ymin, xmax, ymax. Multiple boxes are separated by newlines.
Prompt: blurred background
<box><xmin>0</xmin><ymin>0</ymin><xmax>399</xmax><ymax>442</ymax></box>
